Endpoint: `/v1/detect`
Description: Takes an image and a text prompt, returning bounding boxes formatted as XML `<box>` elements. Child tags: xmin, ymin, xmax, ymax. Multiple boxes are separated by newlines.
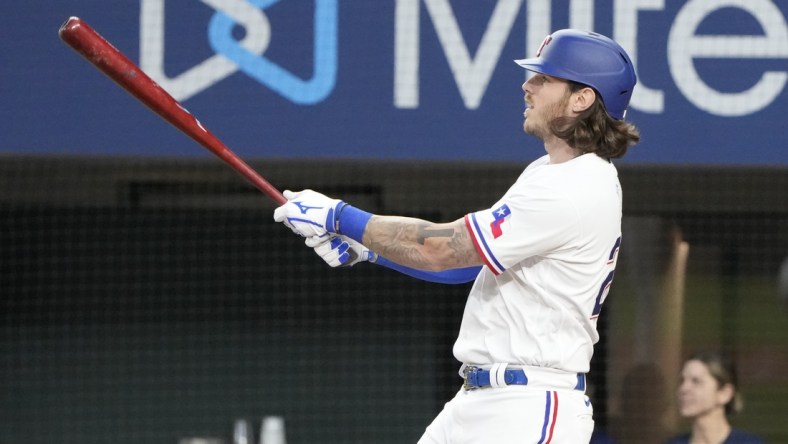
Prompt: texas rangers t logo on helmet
<box><xmin>535</xmin><ymin>35</ymin><xmax>552</xmax><ymax>57</ymax></box>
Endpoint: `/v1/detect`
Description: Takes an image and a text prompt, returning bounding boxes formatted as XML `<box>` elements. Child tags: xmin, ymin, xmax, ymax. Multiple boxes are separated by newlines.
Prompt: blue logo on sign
<box><xmin>207</xmin><ymin>0</ymin><xmax>337</xmax><ymax>104</ymax></box>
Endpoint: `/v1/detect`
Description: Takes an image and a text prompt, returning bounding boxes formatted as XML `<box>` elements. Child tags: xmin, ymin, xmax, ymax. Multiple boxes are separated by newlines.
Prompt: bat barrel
<box><xmin>58</xmin><ymin>16</ymin><xmax>286</xmax><ymax>206</ymax></box>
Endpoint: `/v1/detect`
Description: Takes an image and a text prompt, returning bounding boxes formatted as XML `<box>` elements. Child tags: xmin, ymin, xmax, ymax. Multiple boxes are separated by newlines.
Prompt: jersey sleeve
<box><xmin>464</xmin><ymin>181</ymin><xmax>578</xmax><ymax>275</ymax></box>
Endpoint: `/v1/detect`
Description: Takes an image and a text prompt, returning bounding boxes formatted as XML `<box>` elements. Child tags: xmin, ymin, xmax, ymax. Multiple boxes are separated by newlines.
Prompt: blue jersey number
<box><xmin>591</xmin><ymin>237</ymin><xmax>621</xmax><ymax>319</ymax></box>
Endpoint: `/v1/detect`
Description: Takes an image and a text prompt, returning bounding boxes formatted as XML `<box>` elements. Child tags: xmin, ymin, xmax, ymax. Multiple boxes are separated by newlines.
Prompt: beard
<box><xmin>523</xmin><ymin>94</ymin><xmax>571</xmax><ymax>141</ymax></box>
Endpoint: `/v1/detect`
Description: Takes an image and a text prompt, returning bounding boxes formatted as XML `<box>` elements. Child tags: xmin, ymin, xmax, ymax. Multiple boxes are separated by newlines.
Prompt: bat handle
<box><xmin>228</xmin><ymin>155</ymin><xmax>287</xmax><ymax>205</ymax></box>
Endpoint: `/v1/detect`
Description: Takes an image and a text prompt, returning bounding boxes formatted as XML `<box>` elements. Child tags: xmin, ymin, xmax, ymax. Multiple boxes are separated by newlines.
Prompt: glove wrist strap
<box><xmin>336</xmin><ymin>204</ymin><xmax>372</xmax><ymax>244</ymax></box>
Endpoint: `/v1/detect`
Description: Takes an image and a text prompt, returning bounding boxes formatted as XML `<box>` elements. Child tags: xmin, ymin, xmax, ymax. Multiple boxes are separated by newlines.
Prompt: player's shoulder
<box><xmin>572</xmin><ymin>152</ymin><xmax>617</xmax><ymax>171</ymax></box>
<box><xmin>519</xmin><ymin>154</ymin><xmax>615</xmax><ymax>190</ymax></box>
<box><xmin>526</xmin><ymin>153</ymin><xmax>613</xmax><ymax>172</ymax></box>
<box><xmin>524</xmin><ymin>154</ymin><xmax>551</xmax><ymax>171</ymax></box>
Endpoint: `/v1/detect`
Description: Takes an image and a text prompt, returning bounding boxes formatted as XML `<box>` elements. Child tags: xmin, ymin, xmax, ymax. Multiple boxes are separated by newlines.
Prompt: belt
<box><xmin>463</xmin><ymin>366</ymin><xmax>527</xmax><ymax>389</ymax></box>
<box><xmin>462</xmin><ymin>365</ymin><xmax>586</xmax><ymax>391</ymax></box>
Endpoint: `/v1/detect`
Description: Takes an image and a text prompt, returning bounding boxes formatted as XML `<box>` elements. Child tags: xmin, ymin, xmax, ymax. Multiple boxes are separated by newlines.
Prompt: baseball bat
<box><xmin>58</xmin><ymin>16</ymin><xmax>286</xmax><ymax>206</ymax></box>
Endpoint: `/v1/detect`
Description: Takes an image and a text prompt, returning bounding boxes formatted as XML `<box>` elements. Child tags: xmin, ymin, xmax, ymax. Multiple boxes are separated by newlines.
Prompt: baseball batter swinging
<box><xmin>274</xmin><ymin>29</ymin><xmax>640</xmax><ymax>443</ymax></box>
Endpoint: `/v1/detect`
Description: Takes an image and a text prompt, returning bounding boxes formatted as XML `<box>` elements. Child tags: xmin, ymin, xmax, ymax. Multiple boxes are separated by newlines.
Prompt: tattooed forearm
<box><xmin>364</xmin><ymin>218</ymin><xmax>430</xmax><ymax>268</ymax></box>
<box><xmin>445</xmin><ymin>227</ymin><xmax>475</xmax><ymax>264</ymax></box>
<box><xmin>417</xmin><ymin>227</ymin><xmax>454</xmax><ymax>244</ymax></box>
<box><xmin>363</xmin><ymin>216</ymin><xmax>481</xmax><ymax>270</ymax></box>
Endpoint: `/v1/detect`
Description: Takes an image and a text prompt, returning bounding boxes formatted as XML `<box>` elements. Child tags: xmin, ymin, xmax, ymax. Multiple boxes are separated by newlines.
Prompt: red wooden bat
<box><xmin>58</xmin><ymin>16</ymin><xmax>286</xmax><ymax>205</ymax></box>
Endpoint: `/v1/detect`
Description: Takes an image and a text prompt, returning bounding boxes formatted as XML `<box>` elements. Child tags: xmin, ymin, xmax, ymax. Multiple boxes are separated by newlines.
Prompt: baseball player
<box><xmin>274</xmin><ymin>29</ymin><xmax>640</xmax><ymax>443</ymax></box>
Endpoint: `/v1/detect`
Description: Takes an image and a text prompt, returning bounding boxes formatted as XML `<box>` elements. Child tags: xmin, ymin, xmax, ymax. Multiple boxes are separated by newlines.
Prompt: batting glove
<box><xmin>306</xmin><ymin>235</ymin><xmax>377</xmax><ymax>267</ymax></box>
<box><xmin>273</xmin><ymin>189</ymin><xmax>344</xmax><ymax>238</ymax></box>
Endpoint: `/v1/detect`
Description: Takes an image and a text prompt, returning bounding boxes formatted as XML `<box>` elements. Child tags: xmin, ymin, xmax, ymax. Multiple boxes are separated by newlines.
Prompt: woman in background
<box><xmin>666</xmin><ymin>351</ymin><xmax>763</xmax><ymax>444</ymax></box>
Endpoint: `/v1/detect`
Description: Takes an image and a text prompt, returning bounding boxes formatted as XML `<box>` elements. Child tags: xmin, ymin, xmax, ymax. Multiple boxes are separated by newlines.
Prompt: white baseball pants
<box><xmin>417</xmin><ymin>386</ymin><xmax>594</xmax><ymax>444</ymax></box>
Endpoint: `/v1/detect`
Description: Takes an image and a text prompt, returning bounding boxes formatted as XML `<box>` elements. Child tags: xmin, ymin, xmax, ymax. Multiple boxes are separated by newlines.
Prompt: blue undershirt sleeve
<box><xmin>336</xmin><ymin>204</ymin><xmax>480</xmax><ymax>284</ymax></box>
<box><xmin>373</xmin><ymin>256</ymin><xmax>480</xmax><ymax>285</ymax></box>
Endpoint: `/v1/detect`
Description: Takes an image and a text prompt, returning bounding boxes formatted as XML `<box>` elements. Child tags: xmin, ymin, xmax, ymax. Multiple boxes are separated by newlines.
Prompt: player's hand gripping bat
<box><xmin>58</xmin><ymin>16</ymin><xmax>286</xmax><ymax>206</ymax></box>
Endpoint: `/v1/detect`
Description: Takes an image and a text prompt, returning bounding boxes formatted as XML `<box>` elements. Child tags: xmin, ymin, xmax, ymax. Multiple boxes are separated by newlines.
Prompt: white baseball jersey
<box><xmin>458</xmin><ymin>153</ymin><xmax>622</xmax><ymax>374</ymax></box>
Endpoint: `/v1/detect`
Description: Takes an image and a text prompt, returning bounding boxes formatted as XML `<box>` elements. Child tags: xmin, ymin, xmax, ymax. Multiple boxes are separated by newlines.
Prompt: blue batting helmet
<box><xmin>515</xmin><ymin>29</ymin><xmax>637</xmax><ymax>120</ymax></box>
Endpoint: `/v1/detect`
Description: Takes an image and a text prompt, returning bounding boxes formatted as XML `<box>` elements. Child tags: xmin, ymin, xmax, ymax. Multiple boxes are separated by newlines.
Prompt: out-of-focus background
<box><xmin>2</xmin><ymin>1</ymin><xmax>787</xmax><ymax>443</ymax></box>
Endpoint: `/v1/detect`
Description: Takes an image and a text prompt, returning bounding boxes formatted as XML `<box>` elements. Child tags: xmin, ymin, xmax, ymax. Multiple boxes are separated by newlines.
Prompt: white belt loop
<box><xmin>489</xmin><ymin>363</ymin><xmax>508</xmax><ymax>388</ymax></box>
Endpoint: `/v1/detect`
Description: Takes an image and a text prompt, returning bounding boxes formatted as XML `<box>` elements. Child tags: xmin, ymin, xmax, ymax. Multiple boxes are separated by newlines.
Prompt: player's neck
<box><xmin>544</xmin><ymin>138</ymin><xmax>583</xmax><ymax>164</ymax></box>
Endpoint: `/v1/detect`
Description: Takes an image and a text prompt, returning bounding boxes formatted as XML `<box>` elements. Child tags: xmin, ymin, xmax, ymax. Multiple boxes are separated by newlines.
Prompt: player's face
<box><xmin>676</xmin><ymin>360</ymin><xmax>732</xmax><ymax>419</ymax></box>
<box><xmin>521</xmin><ymin>74</ymin><xmax>573</xmax><ymax>140</ymax></box>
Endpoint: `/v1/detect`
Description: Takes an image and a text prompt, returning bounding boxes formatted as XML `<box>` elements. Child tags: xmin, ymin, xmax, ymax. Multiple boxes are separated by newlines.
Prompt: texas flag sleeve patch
<box><xmin>490</xmin><ymin>204</ymin><xmax>511</xmax><ymax>239</ymax></box>
<box><xmin>464</xmin><ymin>204</ymin><xmax>512</xmax><ymax>275</ymax></box>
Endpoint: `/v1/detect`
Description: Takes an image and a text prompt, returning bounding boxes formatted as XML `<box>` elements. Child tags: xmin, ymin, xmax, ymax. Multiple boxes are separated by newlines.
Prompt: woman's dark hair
<box><xmin>550</xmin><ymin>81</ymin><xmax>640</xmax><ymax>159</ymax></box>
<box><xmin>688</xmin><ymin>350</ymin><xmax>743</xmax><ymax>417</ymax></box>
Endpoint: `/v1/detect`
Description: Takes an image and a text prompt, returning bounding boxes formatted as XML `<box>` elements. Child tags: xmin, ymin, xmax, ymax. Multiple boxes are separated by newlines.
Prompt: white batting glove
<box><xmin>306</xmin><ymin>235</ymin><xmax>377</xmax><ymax>267</ymax></box>
<box><xmin>273</xmin><ymin>189</ymin><xmax>344</xmax><ymax>238</ymax></box>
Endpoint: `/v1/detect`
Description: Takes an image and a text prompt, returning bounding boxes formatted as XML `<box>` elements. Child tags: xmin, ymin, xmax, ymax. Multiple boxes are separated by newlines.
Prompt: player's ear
<box><xmin>571</xmin><ymin>87</ymin><xmax>596</xmax><ymax>114</ymax></box>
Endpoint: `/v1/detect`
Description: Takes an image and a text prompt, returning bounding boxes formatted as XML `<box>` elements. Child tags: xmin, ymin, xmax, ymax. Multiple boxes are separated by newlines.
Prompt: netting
<box><xmin>1</xmin><ymin>157</ymin><xmax>786</xmax><ymax>443</ymax></box>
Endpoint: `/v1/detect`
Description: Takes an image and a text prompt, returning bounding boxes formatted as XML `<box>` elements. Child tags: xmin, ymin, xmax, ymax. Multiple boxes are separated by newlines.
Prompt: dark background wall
<box><xmin>1</xmin><ymin>156</ymin><xmax>786</xmax><ymax>443</ymax></box>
